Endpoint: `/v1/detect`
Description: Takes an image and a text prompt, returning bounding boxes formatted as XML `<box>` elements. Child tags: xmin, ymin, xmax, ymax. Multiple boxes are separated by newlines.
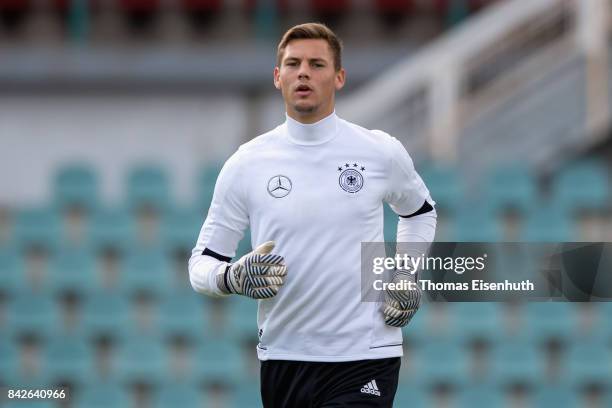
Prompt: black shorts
<box><xmin>260</xmin><ymin>357</ymin><xmax>401</xmax><ymax>407</ymax></box>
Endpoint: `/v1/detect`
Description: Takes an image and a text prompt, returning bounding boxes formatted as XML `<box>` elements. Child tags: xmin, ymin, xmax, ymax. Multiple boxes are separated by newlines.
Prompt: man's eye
<box><xmin>286</xmin><ymin>62</ymin><xmax>297</xmax><ymax>66</ymax></box>
<box><xmin>313</xmin><ymin>63</ymin><xmax>324</xmax><ymax>68</ymax></box>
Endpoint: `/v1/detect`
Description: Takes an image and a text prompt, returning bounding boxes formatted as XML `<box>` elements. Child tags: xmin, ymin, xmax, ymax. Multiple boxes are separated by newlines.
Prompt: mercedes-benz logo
<box><xmin>267</xmin><ymin>175</ymin><xmax>292</xmax><ymax>198</ymax></box>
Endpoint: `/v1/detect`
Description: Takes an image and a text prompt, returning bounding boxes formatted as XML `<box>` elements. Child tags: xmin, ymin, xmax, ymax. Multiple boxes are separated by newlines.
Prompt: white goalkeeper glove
<box><xmin>216</xmin><ymin>241</ymin><xmax>287</xmax><ymax>299</ymax></box>
<box><xmin>382</xmin><ymin>269</ymin><xmax>422</xmax><ymax>327</ymax></box>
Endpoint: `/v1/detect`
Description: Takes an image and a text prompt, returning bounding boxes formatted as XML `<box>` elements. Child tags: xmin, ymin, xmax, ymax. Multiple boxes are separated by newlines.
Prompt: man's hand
<box><xmin>216</xmin><ymin>241</ymin><xmax>287</xmax><ymax>299</ymax></box>
<box><xmin>382</xmin><ymin>269</ymin><xmax>421</xmax><ymax>327</ymax></box>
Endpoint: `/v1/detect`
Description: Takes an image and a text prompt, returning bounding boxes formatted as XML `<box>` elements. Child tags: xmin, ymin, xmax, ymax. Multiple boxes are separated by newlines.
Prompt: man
<box><xmin>189</xmin><ymin>23</ymin><xmax>436</xmax><ymax>407</ymax></box>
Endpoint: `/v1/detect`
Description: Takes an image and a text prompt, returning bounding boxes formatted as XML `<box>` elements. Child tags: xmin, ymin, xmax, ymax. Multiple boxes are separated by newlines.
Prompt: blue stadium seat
<box><xmin>81</xmin><ymin>290</ymin><xmax>131</xmax><ymax>340</ymax></box>
<box><xmin>235</xmin><ymin>229</ymin><xmax>252</xmax><ymax>258</ymax></box>
<box><xmin>225</xmin><ymin>296</ymin><xmax>258</xmax><ymax>340</ymax></box>
<box><xmin>152</xmin><ymin>381</ymin><xmax>204</xmax><ymax>408</ymax></box>
<box><xmin>0</xmin><ymin>338</ymin><xmax>18</xmax><ymax>385</ymax></box>
<box><xmin>522</xmin><ymin>302</ymin><xmax>576</xmax><ymax>344</ymax></box>
<box><xmin>414</xmin><ymin>339</ymin><xmax>469</xmax><ymax>387</ymax></box>
<box><xmin>74</xmin><ymin>381</ymin><xmax>131</xmax><ymax>408</ymax></box>
<box><xmin>393</xmin><ymin>385</ymin><xmax>428</xmax><ymax>408</ymax></box>
<box><xmin>196</xmin><ymin>163</ymin><xmax>222</xmax><ymax>212</ymax></box>
<box><xmin>489</xmin><ymin>340</ymin><xmax>545</xmax><ymax>387</ymax></box>
<box><xmin>87</xmin><ymin>208</ymin><xmax>135</xmax><ymax>252</ymax></box>
<box><xmin>114</xmin><ymin>333</ymin><xmax>168</xmax><ymax>385</ymax></box>
<box><xmin>483</xmin><ymin>164</ymin><xmax>538</xmax><ymax>214</ymax></box>
<box><xmin>161</xmin><ymin>208</ymin><xmax>203</xmax><ymax>252</ymax></box>
<box><xmin>552</xmin><ymin>160</ymin><xmax>610</xmax><ymax>212</ymax></box>
<box><xmin>13</xmin><ymin>208</ymin><xmax>61</xmax><ymax>251</ymax></box>
<box><xmin>48</xmin><ymin>247</ymin><xmax>99</xmax><ymax>295</ymax></box>
<box><xmin>419</xmin><ymin>164</ymin><xmax>463</xmax><ymax>214</ymax></box>
<box><xmin>533</xmin><ymin>385</ymin><xmax>581</xmax><ymax>408</ymax></box>
<box><xmin>448</xmin><ymin>302</ymin><xmax>505</xmax><ymax>343</ymax></box>
<box><xmin>383</xmin><ymin>203</ymin><xmax>397</xmax><ymax>243</ymax></box>
<box><xmin>43</xmin><ymin>335</ymin><xmax>95</xmax><ymax>385</ymax></box>
<box><xmin>126</xmin><ymin>164</ymin><xmax>171</xmax><ymax>212</ymax></box>
<box><xmin>6</xmin><ymin>291</ymin><xmax>60</xmax><ymax>339</ymax></box>
<box><xmin>229</xmin><ymin>380</ymin><xmax>261</xmax><ymax>408</ymax></box>
<box><xmin>121</xmin><ymin>247</ymin><xmax>173</xmax><ymax>297</ymax></box>
<box><xmin>456</xmin><ymin>385</ymin><xmax>505</xmax><ymax>408</ymax></box>
<box><xmin>454</xmin><ymin>204</ymin><xmax>502</xmax><ymax>242</ymax></box>
<box><xmin>193</xmin><ymin>338</ymin><xmax>246</xmax><ymax>385</ymax></box>
<box><xmin>562</xmin><ymin>341</ymin><xmax>612</xmax><ymax>387</ymax></box>
<box><xmin>401</xmin><ymin>302</ymin><xmax>430</xmax><ymax>344</ymax></box>
<box><xmin>0</xmin><ymin>245</ymin><xmax>25</xmax><ymax>295</ymax></box>
<box><xmin>159</xmin><ymin>292</ymin><xmax>209</xmax><ymax>341</ymax></box>
<box><xmin>522</xmin><ymin>204</ymin><xmax>573</xmax><ymax>241</ymax></box>
<box><xmin>53</xmin><ymin>163</ymin><xmax>99</xmax><ymax>211</ymax></box>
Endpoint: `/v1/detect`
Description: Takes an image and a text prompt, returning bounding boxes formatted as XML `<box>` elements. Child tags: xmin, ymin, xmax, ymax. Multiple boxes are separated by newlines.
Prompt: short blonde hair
<box><xmin>276</xmin><ymin>23</ymin><xmax>343</xmax><ymax>71</ymax></box>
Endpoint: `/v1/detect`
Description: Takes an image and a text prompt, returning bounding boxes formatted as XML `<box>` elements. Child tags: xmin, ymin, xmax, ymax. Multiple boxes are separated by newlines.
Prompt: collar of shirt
<box><xmin>284</xmin><ymin>111</ymin><xmax>339</xmax><ymax>146</ymax></box>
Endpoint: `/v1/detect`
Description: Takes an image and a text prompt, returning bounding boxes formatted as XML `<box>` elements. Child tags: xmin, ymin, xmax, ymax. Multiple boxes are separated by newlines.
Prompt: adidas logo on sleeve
<box><xmin>360</xmin><ymin>379</ymin><xmax>381</xmax><ymax>397</ymax></box>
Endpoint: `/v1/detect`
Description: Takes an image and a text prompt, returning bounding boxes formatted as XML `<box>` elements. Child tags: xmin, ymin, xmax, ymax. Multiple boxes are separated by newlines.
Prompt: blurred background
<box><xmin>1</xmin><ymin>0</ymin><xmax>612</xmax><ymax>406</ymax></box>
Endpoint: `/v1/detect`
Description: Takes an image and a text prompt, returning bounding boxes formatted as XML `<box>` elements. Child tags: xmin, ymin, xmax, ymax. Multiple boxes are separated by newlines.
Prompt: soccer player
<box><xmin>189</xmin><ymin>23</ymin><xmax>436</xmax><ymax>407</ymax></box>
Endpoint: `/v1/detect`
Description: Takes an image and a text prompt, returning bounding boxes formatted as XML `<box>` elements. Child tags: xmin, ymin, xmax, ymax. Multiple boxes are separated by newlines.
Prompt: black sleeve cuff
<box><xmin>201</xmin><ymin>247</ymin><xmax>232</xmax><ymax>263</ymax></box>
<box><xmin>400</xmin><ymin>201</ymin><xmax>434</xmax><ymax>219</ymax></box>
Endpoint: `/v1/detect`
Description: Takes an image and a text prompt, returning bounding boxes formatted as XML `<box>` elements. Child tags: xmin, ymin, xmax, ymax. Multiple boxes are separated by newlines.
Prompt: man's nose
<box><xmin>298</xmin><ymin>62</ymin><xmax>310</xmax><ymax>79</ymax></box>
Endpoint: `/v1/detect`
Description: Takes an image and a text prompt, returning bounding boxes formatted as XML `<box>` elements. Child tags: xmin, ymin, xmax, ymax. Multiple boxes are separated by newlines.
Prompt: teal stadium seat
<box><xmin>226</xmin><ymin>296</ymin><xmax>259</xmax><ymax>341</ymax></box>
<box><xmin>552</xmin><ymin>160</ymin><xmax>610</xmax><ymax>212</ymax></box>
<box><xmin>161</xmin><ymin>208</ymin><xmax>203</xmax><ymax>253</ymax></box>
<box><xmin>196</xmin><ymin>163</ymin><xmax>222</xmax><ymax>212</ymax></box>
<box><xmin>43</xmin><ymin>335</ymin><xmax>94</xmax><ymax>385</ymax></box>
<box><xmin>484</xmin><ymin>164</ymin><xmax>538</xmax><ymax>214</ymax></box>
<box><xmin>533</xmin><ymin>386</ymin><xmax>581</xmax><ymax>408</ymax></box>
<box><xmin>121</xmin><ymin>247</ymin><xmax>173</xmax><ymax>297</ymax></box>
<box><xmin>456</xmin><ymin>385</ymin><xmax>505</xmax><ymax>408</ymax></box>
<box><xmin>81</xmin><ymin>290</ymin><xmax>130</xmax><ymax>340</ymax></box>
<box><xmin>419</xmin><ymin>164</ymin><xmax>463</xmax><ymax>214</ymax></box>
<box><xmin>563</xmin><ymin>341</ymin><xmax>612</xmax><ymax>388</ymax></box>
<box><xmin>401</xmin><ymin>302</ymin><xmax>429</xmax><ymax>344</ymax></box>
<box><xmin>194</xmin><ymin>338</ymin><xmax>246</xmax><ymax>385</ymax></box>
<box><xmin>53</xmin><ymin>163</ymin><xmax>99</xmax><ymax>211</ymax></box>
<box><xmin>414</xmin><ymin>339</ymin><xmax>469</xmax><ymax>388</ymax></box>
<box><xmin>49</xmin><ymin>247</ymin><xmax>99</xmax><ymax>296</ymax></box>
<box><xmin>126</xmin><ymin>164</ymin><xmax>171</xmax><ymax>212</ymax></box>
<box><xmin>74</xmin><ymin>381</ymin><xmax>131</xmax><ymax>408</ymax></box>
<box><xmin>13</xmin><ymin>208</ymin><xmax>61</xmax><ymax>251</ymax></box>
<box><xmin>522</xmin><ymin>204</ymin><xmax>573</xmax><ymax>241</ymax></box>
<box><xmin>159</xmin><ymin>292</ymin><xmax>209</xmax><ymax>341</ymax></box>
<box><xmin>230</xmin><ymin>380</ymin><xmax>262</xmax><ymax>408</ymax></box>
<box><xmin>448</xmin><ymin>302</ymin><xmax>505</xmax><ymax>344</ymax></box>
<box><xmin>0</xmin><ymin>245</ymin><xmax>25</xmax><ymax>295</ymax></box>
<box><xmin>152</xmin><ymin>381</ymin><xmax>204</xmax><ymax>408</ymax></box>
<box><xmin>0</xmin><ymin>338</ymin><xmax>18</xmax><ymax>385</ymax></box>
<box><xmin>454</xmin><ymin>204</ymin><xmax>502</xmax><ymax>242</ymax></box>
<box><xmin>393</xmin><ymin>385</ymin><xmax>428</xmax><ymax>408</ymax></box>
<box><xmin>236</xmin><ymin>229</ymin><xmax>252</xmax><ymax>258</ymax></box>
<box><xmin>6</xmin><ymin>291</ymin><xmax>60</xmax><ymax>339</ymax></box>
<box><xmin>523</xmin><ymin>302</ymin><xmax>576</xmax><ymax>344</ymax></box>
<box><xmin>114</xmin><ymin>333</ymin><xmax>168</xmax><ymax>385</ymax></box>
<box><xmin>87</xmin><ymin>208</ymin><xmax>135</xmax><ymax>252</ymax></box>
<box><xmin>490</xmin><ymin>340</ymin><xmax>544</xmax><ymax>387</ymax></box>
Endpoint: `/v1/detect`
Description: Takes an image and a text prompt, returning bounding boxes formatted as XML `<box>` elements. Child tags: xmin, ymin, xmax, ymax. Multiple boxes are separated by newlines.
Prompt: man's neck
<box><xmin>287</xmin><ymin>107</ymin><xmax>334</xmax><ymax>124</ymax></box>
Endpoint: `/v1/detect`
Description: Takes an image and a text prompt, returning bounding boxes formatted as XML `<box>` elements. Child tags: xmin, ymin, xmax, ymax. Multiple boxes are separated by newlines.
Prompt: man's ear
<box><xmin>273</xmin><ymin>66</ymin><xmax>281</xmax><ymax>90</ymax></box>
<box><xmin>335</xmin><ymin>68</ymin><xmax>346</xmax><ymax>91</ymax></box>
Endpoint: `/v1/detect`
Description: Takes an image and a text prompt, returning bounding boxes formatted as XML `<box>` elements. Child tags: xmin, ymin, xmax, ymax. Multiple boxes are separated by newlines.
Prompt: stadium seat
<box><xmin>562</xmin><ymin>341</ymin><xmax>612</xmax><ymax>388</ymax></box>
<box><xmin>448</xmin><ymin>302</ymin><xmax>505</xmax><ymax>343</ymax></box>
<box><xmin>522</xmin><ymin>302</ymin><xmax>576</xmax><ymax>344</ymax></box>
<box><xmin>483</xmin><ymin>164</ymin><xmax>538</xmax><ymax>214</ymax></box>
<box><xmin>489</xmin><ymin>340</ymin><xmax>545</xmax><ymax>387</ymax></box>
<box><xmin>229</xmin><ymin>380</ymin><xmax>261</xmax><ymax>408</ymax></box>
<box><xmin>12</xmin><ymin>208</ymin><xmax>61</xmax><ymax>251</ymax></box>
<box><xmin>159</xmin><ymin>292</ymin><xmax>209</xmax><ymax>341</ymax></box>
<box><xmin>454</xmin><ymin>204</ymin><xmax>502</xmax><ymax>241</ymax></box>
<box><xmin>43</xmin><ymin>335</ymin><xmax>95</xmax><ymax>385</ymax></box>
<box><xmin>48</xmin><ymin>247</ymin><xmax>99</xmax><ymax>296</ymax></box>
<box><xmin>0</xmin><ymin>338</ymin><xmax>19</xmax><ymax>385</ymax></box>
<box><xmin>196</xmin><ymin>163</ymin><xmax>222</xmax><ymax>212</ymax></box>
<box><xmin>193</xmin><ymin>337</ymin><xmax>246</xmax><ymax>385</ymax></box>
<box><xmin>235</xmin><ymin>229</ymin><xmax>252</xmax><ymax>258</ymax></box>
<box><xmin>393</xmin><ymin>384</ymin><xmax>428</xmax><ymax>408</ymax></box>
<box><xmin>414</xmin><ymin>339</ymin><xmax>469</xmax><ymax>387</ymax></box>
<box><xmin>126</xmin><ymin>164</ymin><xmax>171</xmax><ymax>212</ymax></box>
<box><xmin>0</xmin><ymin>245</ymin><xmax>25</xmax><ymax>295</ymax></box>
<box><xmin>53</xmin><ymin>163</ymin><xmax>99</xmax><ymax>211</ymax></box>
<box><xmin>81</xmin><ymin>290</ymin><xmax>131</xmax><ymax>340</ymax></box>
<box><xmin>114</xmin><ymin>333</ymin><xmax>168</xmax><ymax>385</ymax></box>
<box><xmin>87</xmin><ymin>207</ymin><xmax>135</xmax><ymax>252</ymax></box>
<box><xmin>532</xmin><ymin>385</ymin><xmax>581</xmax><ymax>408</ymax></box>
<box><xmin>152</xmin><ymin>381</ymin><xmax>204</xmax><ymax>408</ymax></box>
<box><xmin>161</xmin><ymin>208</ymin><xmax>203</xmax><ymax>253</ymax></box>
<box><xmin>522</xmin><ymin>204</ymin><xmax>573</xmax><ymax>241</ymax></box>
<box><xmin>225</xmin><ymin>295</ymin><xmax>258</xmax><ymax>340</ymax></box>
<box><xmin>552</xmin><ymin>160</ymin><xmax>610</xmax><ymax>212</ymax></box>
<box><xmin>74</xmin><ymin>381</ymin><xmax>131</xmax><ymax>408</ymax></box>
<box><xmin>456</xmin><ymin>385</ymin><xmax>505</xmax><ymax>407</ymax></box>
<box><xmin>6</xmin><ymin>290</ymin><xmax>60</xmax><ymax>339</ymax></box>
<box><xmin>419</xmin><ymin>164</ymin><xmax>463</xmax><ymax>214</ymax></box>
<box><xmin>120</xmin><ymin>247</ymin><xmax>173</xmax><ymax>297</ymax></box>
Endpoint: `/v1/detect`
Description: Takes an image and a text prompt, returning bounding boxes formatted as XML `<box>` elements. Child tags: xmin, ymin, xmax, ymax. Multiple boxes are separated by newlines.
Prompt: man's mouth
<box><xmin>295</xmin><ymin>84</ymin><xmax>312</xmax><ymax>96</ymax></box>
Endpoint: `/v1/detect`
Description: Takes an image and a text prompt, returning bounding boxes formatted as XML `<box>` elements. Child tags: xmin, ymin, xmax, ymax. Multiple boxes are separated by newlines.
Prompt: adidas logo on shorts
<box><xmin>360</xmin><ymin>379</ymin><xmax>381</xmax><ymax>397</ymax></box>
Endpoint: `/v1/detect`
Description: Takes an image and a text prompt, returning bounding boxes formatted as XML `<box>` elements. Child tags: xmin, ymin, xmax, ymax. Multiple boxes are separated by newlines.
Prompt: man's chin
<box><xmin>293</xmin><ymin>103</ymin><xmax>317</xmax><ymax>114</ymax></box>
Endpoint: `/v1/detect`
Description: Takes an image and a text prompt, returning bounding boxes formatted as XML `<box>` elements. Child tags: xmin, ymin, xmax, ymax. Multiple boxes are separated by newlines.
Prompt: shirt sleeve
<box><xmin>188</xmin><ymin>149</ymin><xmax>250</xmax><ymax>297</ymax></box>
<box><xmin>381</xmin><ymin>133</ymin><xmax>435</xmax><ymax>216</ymax></box>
